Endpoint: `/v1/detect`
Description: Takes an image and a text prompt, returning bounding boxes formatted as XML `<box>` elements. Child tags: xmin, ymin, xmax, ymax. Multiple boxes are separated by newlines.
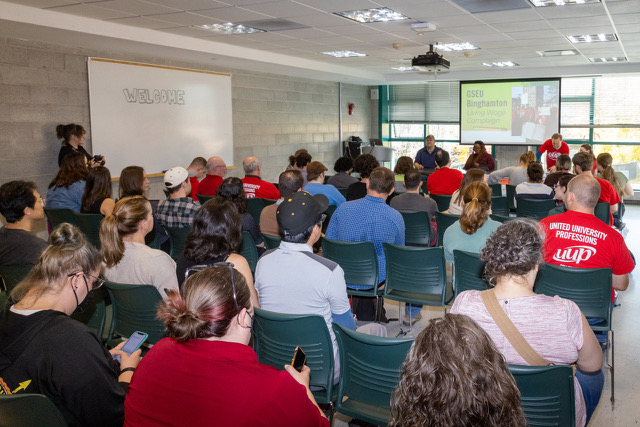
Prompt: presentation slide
<box><xmin>460</xmin><ymin>79</ymin><xmax>560</xmax><ymax>145</ymax></box>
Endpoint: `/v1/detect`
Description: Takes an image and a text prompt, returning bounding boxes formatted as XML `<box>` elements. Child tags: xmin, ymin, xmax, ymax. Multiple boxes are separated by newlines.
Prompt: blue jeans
<box><xmin>576</xmin><ymin>369</ymin><xmax>604</xmax><ymax>424</ymax></box>
<box><xmin>405</xmin><ymin>304</ymin><xmax>422</xmax><ymax>317</ymax></box>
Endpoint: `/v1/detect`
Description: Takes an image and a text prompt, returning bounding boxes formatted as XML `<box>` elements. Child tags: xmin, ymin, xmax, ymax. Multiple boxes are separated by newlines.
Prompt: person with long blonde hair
<box><xmin>100</xmin><ymin>196</ymin><xmax>178</xmax><ymax>296</ymax></box>
<box><xmin>487</xmin><ymin>151</ymin><xmax>535</xmax><ymax>187</ymax></box>
<box><xmin>443</xmin><ymin>182</ymin><xmax>500</xmax><ymax>263</ymax></box>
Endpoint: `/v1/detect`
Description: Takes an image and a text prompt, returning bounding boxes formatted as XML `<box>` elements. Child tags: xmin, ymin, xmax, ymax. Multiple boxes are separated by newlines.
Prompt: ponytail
<box><xmin>460</xmin><ymin>182</ymin><xmax>491</xmax><ymax>235</ymax></box>
<box><xmin>597</xmin><ymin>153</ymin><xmax>623</xmax><ymax>198</ymax></box>
<box><xmin>100</xmin><ymin>196</ymin><xmax>149</xmax><ymax>268</ymax></box>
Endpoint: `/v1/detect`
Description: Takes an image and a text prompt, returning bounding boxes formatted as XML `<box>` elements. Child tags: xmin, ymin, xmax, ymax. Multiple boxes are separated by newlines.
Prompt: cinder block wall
<box><xmin>0</xmin><ymin>37</ymin><xmax>371</xmax><ymax>207</ymax></box>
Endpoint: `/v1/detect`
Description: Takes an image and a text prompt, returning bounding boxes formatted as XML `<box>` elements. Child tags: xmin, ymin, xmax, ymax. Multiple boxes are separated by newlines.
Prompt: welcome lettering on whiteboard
<box><xmin>122</xmin><ymin>89</ymin><xmax>185</xmax><ymax>105</ymax></box>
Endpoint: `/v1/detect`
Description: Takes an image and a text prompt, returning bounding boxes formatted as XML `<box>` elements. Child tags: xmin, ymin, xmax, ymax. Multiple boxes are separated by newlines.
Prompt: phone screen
<box><xmin>120</xmin><ymin>331</ymin><xmax>148</xmax><ymax>355</ymax></box>
<box><xmin>291</xmin><ymin>346</ymin><xmax>306</xmax><ymax>372</ymax></box>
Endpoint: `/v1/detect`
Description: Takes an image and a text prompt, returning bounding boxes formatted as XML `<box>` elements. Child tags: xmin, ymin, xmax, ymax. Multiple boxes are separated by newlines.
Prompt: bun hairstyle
<box><xmin>56</xmin><ymin>123</ymin><xmax>85</xmax><ymax>144</ymax></box>
<box><xmin>596</xmin><ymin>153</ymin><xmax>624</xmax><ymax>198</ymax></box>
<box><xmin>216</xmin><ymin>177</ymin><xmax>247</xmax><ymax>214</ymax></box>
<box><xmin>460</xmin><ymin>182</ymin><xmax>492</xmax><ymax>235</ymax></box>
<box><xmin>289</xmin><ymin>149</ymin><xmax>309</xmax><ymax>167</ymax></box>
<box><xmin>11</xmin><ymin>223</ymin><xmax>101</xmax><ymax>304</ymax></box>
<box><xmin>100</xmin><ymin>196</ymin><xmax>150</xmax><ymax>268</ymax></box>
<box><xmin>157</xmin><ymin>266</ymin><xmax>250</xmax><ymax>342</ymax></box>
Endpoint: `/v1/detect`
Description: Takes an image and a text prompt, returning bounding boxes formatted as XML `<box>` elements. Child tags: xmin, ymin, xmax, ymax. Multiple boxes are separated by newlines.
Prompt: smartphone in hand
<box><xmin>113</xmin><ymin>331</ymin><xmax>148</xmax><ymax>362</ymax></box>
<box><xmin>291</xmin><ymin>346</ymin><xmax>306</xmax><ymax>372</ymax></box>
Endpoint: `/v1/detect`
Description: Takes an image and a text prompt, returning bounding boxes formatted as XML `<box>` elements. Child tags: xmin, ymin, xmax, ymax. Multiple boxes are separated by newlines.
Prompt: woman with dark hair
<box><xmin>327</xmin><ymin>156</ymin><xmax>357</xmax><ymax>188</ymax></box>
<box><xmin>443</xmin><ymin>182</ymin><xmax>500</xmax><ymax>263</ymax></box>
<box><xmin>390</xmin><ymin>313</ymin><xmax>526</xmax><ymax>427</ymax></box>
<box><xmin>514</xmin><ymin>162</ymin><xmax>554</xmax><ymax>206</ymax></box>
<box><xmin>596</xmin><ymin>153</ymin><xmax>633</xmax><ymax>228</ymax></box>
<box><xmin>124</xmin><ymin>266</ymin><xmax>328</xmax><ymax>426</ymax></box>
<box><xmin>81</xmin><ymin>166</ymin><xmax>115</xmax><ymax>216</ymax></box>
<box><xmin>46</xmin><ymin>152</ymin><xmax>88</xmax><ymax>212</ymax></box>
<box><xmin>393</xmin><ymin>156</ymin><xmax>415</xmax><ymax>194</ymax></box>
<box><xmin>447</xmin><ymin>168</ymin><xmax>486</xmax><ymax>215</ymax></box>
<box><xmin>216</xmin><ymin>177</ymin><xmax>265</xmax><ymax>255</ymax></box>
<box><xmin>287</xmin><ymin>148</ymin><xmax>310</xmax><ymax>170</ymax></box>
<box><xmin>293</xmin><ymin>151</ymin><xmax>313</xmax><ymax>186</ymax></box>
<box><xmin>487</xmin><ymin>151</ymin><xmax>535</xmax><ymax>187</ymax></box>
<box><xmin>548</xmin><ymin>174</ymin><xmax>574</xmax><ymax>216</ymax></box>
<box><xmin>580</xmin><ymin>144</ymin><xmax>598</xmax><ymax>175</ymax></box>
<box><xmin>175</xmin><ymin>197</ymin><xmax>259</xmax><ymax>308</ymax></box>
<box><xmin>0</xmin><ymin>223</ymin><xmax>140</xmax><ymax>427</ymax></box>
<box><xmin>346</xmin><ymin>153</ymin><xmax>380</xmax><ymax>201</ymax></box>
<box><xmin>464</xmin><ymin>140</ymin><xmax>495</xmax><ymax>171</ymax></box>
<box><xmin>451</xmin><ymin>219</ymin><xmax>604</xmax><ymax>426</ymax></box>
<box><xmin>118</xmin><ymin>166</ymin><xmax>149</xmax><ymax>199</ymax></box>
<box><xmin>101</xmin><ymin>196</ymin><xmax>178</xmax><ymax>297</ymax></box>
<box><xmin>56</xmin><ymin>123</ymin><xmax>105</xmax><ymax>168</ymax></box>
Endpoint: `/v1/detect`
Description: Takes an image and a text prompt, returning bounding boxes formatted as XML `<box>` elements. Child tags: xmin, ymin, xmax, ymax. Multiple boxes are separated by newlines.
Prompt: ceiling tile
<box><xmin>106</xmin><ymin>16</ymin><xmax>178</xmax><ymax>29</ymax></box>
<box><xmin>294</xmin><ymin>0</ymin><xmax>380</xmax><ymax>14</ymax></box>
<box><xmin>195</xmin><ymin>6</ymin><xmax>272</xmax><ymax>21</ymax></box>
<box><xmin>288</xmin><ymin>13</ymin><xmax>347</xmax><ymax>27</ymax></box>
<box><xmin>146</xmin><ymin>11</ymin><xmax>221</xmax><ymax>26</ymax></box>
<box><xmin>92</xmin><ymin>0</ymin><xmax>181</xmax><ymax>16</ymax></box>
<box><xmin>142</xmin><ymin>0</ymin><xmax>230</xmax><ymax>11</ymax></box>
<box><xmin>242</xmin><ymin>1</ymin><xmax>320</xmax><ymax>18</ymax></box>
<box><xmin>548</xmin><ymin>16</ymin><xmax>613</xmax><ymax>29</ymax></box>
<box><xmin>45</xmin><ymin>3</ymin><xmax>135</xmax><ymax>20</ymax></box>
<box><xmin>606</xmin><ymin>0</ymin><xmax>640</xmax><ymax>14</ymax></box>
<box><xmin>3</xmin><ymin>0</ymin><xmax>75</xmax><ymax>7</ymax></box>
<box><xmin>535</xmin><ymin>3</ymin><xmax>606</xmax><ymax>19</ymax></box>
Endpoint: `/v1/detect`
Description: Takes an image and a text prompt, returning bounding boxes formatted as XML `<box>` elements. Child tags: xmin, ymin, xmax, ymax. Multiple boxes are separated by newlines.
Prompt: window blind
<box><xmin>388</xmin><ymin>82</ymin><xmax>459</xmax><ymax>123</ymax></box>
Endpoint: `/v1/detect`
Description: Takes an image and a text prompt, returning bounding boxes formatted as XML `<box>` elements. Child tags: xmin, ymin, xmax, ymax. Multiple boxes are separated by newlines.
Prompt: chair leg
<box><xmin>610</xmin><ymin>329</ymin><xmax>615</xmax><ymax>407</ymax></box>
<box><xmin>327</xmin><ymin>402</ymin><xmax>335</xmax><ymax>426</ymax></box>
<box><xmin>396</xmin><ymin>302</ymin><xmax>407</xmax><ymax>337</ymax></box>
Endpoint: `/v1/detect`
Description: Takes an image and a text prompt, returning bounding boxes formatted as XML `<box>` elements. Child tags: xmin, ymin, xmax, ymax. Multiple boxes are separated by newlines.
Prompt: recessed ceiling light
<box><xmin>568</xmin><ymin>33</ymin><xmax>618</xmax><ymax>43</ymax></box>
<box><xmin>588</xmin><ymin>57</ymin><xmax>627</xmax><ymax>63</ymax></box>
<box><xmin>196</xmin><ymin>22</ymin><xmax>265</xmax><ymax>34</ymax></box>
<box><xmin>435</xmin><ymin>42</ymin><xmax>479</xmax><ymax>51</ymax></box>
<box><xmin>391</xmin><ymin>66</ymin><xmax>417</xmax><ymax>71</ymax></box>
<box><xmin>321</xmin><ymin>51</ymin><xmax>367</xmax><ymax>58</ymax></box>
<box><xmin>482</xmin><ymin>62</ymin><xmax>519</xmax><ymax>67</ymax></box>
<box><xmin>537</xmin><ymin>49</ymin><xmax>578</xmax><ymax>56</ymax></box>
<box><xmin>334</xmin><ymin>7</ymin><xmax>409</xmax><ymax>23</ymax></box>
<box><xmin>530</xmin><ymin>0</ymin><xmax>600</xmax><ymax>6</ymax></box>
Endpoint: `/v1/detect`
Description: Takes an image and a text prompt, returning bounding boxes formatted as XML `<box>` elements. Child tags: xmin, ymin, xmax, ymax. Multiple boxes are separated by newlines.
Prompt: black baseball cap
<box><xmin>277</xmin><ymin>191</ymin><xmax>329</xmax><ymax>235</ymax></box>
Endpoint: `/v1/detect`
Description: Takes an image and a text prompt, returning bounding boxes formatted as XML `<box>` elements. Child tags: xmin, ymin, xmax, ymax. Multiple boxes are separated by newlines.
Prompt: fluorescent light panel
<box><xmin>537</xmin><ymin>49</ymin><xmax>578</xmax><ymax>56</ymax></box>
<box><xmin>568</xmin><ymin>33</ymin><xmax>618</xmax><ymax>43</ymax></box>
<box><xmin>334</xmin><ymin>7</ymin><xmax>409</xmax><ymax>23</ymax></box>
<box><xmin>322</xmin><ymin>51</ymin><xmax>367</xmax><ymax>58</ymax></box>
<box><xmin>589</xmin><ymin>57</ymin><xmax>627</xmax><ymax>63</ymax></box>
<box><xmin>530</xmin><ymin>0</ymin><xmax>600</xmax><ymax>6</ymax></box>
<box><xmin>196</xmin><ymin>23</ymin><xmax>265</xmax><ymax>34</ymax></box>
<box><xmin>391</xmin><ymin>66</ymin><xmax>417</xmax><ymax>71</ymax></box>
<box><xmin>482</xmin><ymin>61</ymin><xmax>519</xmax><ymax>67</ymax></box>
<box><xmin>436</xmin><ymin>42</ymin><xmax>479</xmax><ymax>51</ymax></box>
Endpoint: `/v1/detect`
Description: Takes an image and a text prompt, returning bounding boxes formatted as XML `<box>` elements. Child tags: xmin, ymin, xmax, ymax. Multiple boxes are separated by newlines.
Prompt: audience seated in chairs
<box><xmin>390</xmin><ymin>169</ymin><xmax>437</xmax><ymax>241</ymax></box>
<box><xmin>447</xmin><ymin>168</ymin><xmax>486</xmax><ymax>215</ymax></box>
<box><xmin>547</xmin><ymin>174</ymin><xmax>573</xmax><ymax>216</ymax></box>
<box><xmin>124</xmin><ymin>265</ymin><xmax>329</xmax><ymax>426</ymax></box>
<box><xmin>156</xmin><ymin>166</ymin><xmax>200</xmax><ymax>229</ymax></box>
<box><xmin>260</xmin><ymin>170</ymin><xmax>304</xmax><ymax>237</ymax></box>
<box><xmin>304</xmin><ymin>161</ymin><xmax>346</xmax><ymax>207</ymax></box>
<box><xmin>543</xmin><ymin>154</ymin><xmax>574</xmax><ymax>189</ymax></box>
<box><xmin>487</xmin><ymin>151</ymin><xmax>536</xmax><ymax>188</ymax></box>
<box><xmin>46</xmin><ymin>152</ymin><xmax>88</xmax><ymax>212</ymax></box>
<box><xmin>81</xmin><ymin>166</ymin><xmax>115</xmax><ymax>217</ymax></box>
<box><xmin>241</xmin><ymin>156</ymin><xmax>280</xmax><ymax>200</ymax></box>
<box><xmin>392</xmin><ymin>156</ymin><xmax>414</xmax><ymax>195</ymax></box>
<box><xmin>390</xmin><ymin>313</ymin><xmax>526</xmax><ymax>427</ymax></box>
<box><xmin>514</xmin><ymin>162</ymin><xmax>554</xmax><ymax>206</ymax></box>
<box><xmin>185</xmin><ymin>156</ymin><xmax>207</xmax><ymax>200</ymax></box>
<box><xmin>346</xmin><ymin>154</ymin><xmax>379</xmax><ymax>201</ymax></box>
<box><xmin>426</xmin><ymin>150</ymin><xmax>464</xmax><ymax>196</ymax></box>
<box><xmin>0</xmin><ymin>224</ymin><xmax>140</xmax><ymax>427</ymax></box>
<box><xmin>327</xmin><ymin>156</ymin><xmax>358</xmax><ymax>189</ymax></box>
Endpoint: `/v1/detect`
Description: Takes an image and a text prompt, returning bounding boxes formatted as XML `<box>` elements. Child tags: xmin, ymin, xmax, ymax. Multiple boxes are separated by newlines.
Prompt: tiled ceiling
<box><xmin>1</xmin><ymin>0</ymin><xmax>639</xmax><ymax>83</ymax></box>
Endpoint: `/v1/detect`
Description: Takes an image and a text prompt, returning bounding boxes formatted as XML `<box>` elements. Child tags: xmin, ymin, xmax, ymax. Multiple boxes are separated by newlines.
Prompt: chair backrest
<box><xmin>70</xmin><ymin>286</ymin><xmax>108</xmax><ymax>341</ymax></box>
<box><xmin>323</xmin><ymin>204</ymin><xmax>338</xmax><ymax>234</ymax></box>
<box><xmin>453</xmin><ymin>249</ymin><xmax>489</xmax><ymax>297</ymax></box>
<box><xmin>0</xmin><ymin>264</ymin><xmax>33</xmax><ymax>293</ymax></box>
<box><xmin>321</xmin><ymin>238</ymin><xmax>378</xmax><ymax>288</ymax></box>
<box><xmin>489</xmin><ymin>183</ymin><xmax>503</xmax><ymax>196</ymax></box>
<box><xmin>429</xmin><ymin>193</ymin><xmax>452</xmax><ymax>212</ymax></box>
<box><xmin>241</xmin><ymin>231</ymin><xmax>259</xmax><ymax>274</ymax></box>
<box><xmin>337</xmin><ymin>188</ymin><xmax>348</xmax><ymax>198</ymax></box>
<box><xmin>246</xmin><ymin>198</ymin><xmax>267</xmax><ymax>226</ymax></box>
<box><xmin>435</xmin><ymin>211</ymin><xmax>459</xmax><ymax>247</ymax></box>
<box><xmin>44</xmin><ymin>208</ymin><xmax>78</xmax><ymax>229</ymax></box>
<box><xmin>165</xmin><ymin>226</ymin><xmax>192</xmax><ymax>259</ymax></box>
<box><xmin>516</xmin><ymin>198</ymin><xmax>556</xmax><ymax>221</ymax></box>
<box><xmin>594</xmin><ymin>202</ymin><xmax>610</xmax><ymax>225</ymax></box>
<box><xmin>509</xmin><ymin>364</ymin><xmax>576</xmax><ymax>427</ymax></box>
<box><xmin>399</xmin><ymin>211</ymin><xmax>431</xmax><ymax>246</ymax></box>
<box><xmin>104</xmin><ymin>281</ymin><xmax>165</xmax><ymax>344</ymax></box>
<box><xmin>383</xmin><ymin>243</ymin><xmax>448</xmax><ymax>305</ymax></box>
<box><xmin>253</xmin><ymin>308</ymin><xmax>335</xmax><ymax>404</ymax></box>
<box><xmin>506</xmin><ymin>185</ymin><xmax>517</xmax><ymax>211</ymax></box>
<box><xmin>489</xmin><ymin>214</ymin><xmax>512</xmax><ymax>224</ymax></box>
<box><xmin>0</xmin><ymin>394</ymin><xmax>68</xmax><ymax>427</ymax></box>
<box><xmin>196</xmin><ymin>194</ymin><xmax>213</xmax><ymax>204</ymax></box>
<box><xmin>491</xmin><ymin>196</ymin><xmax>509</xmax><ymax>216</ymax></box>
<box><xmin>75</xmin><ymin>212</ymin><xmax>103</xmax><ymax>248</ymax></box>
<box><xmin>534</xmin><ymin>263</ymin><xmax>612</xmax><ymax>327</ymax></box>
<box><xmin>261</xmin><ymin>233</ymin><xmax>281</xmax><ymax>250</ymax></box>
<box><xmin>332</xmin><ymin>323</ymin><xmax>414</xmax><ymax>426</ymax></box>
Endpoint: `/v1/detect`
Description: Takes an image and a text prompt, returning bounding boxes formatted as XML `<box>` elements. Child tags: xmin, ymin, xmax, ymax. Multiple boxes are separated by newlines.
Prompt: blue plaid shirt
<box><xmin>325</xmin><ymin>195</ymin><xmax>404</xmax><ymax>285</ymax></box>
<box><xmin>157</xmin><ymin>197</ymin><xmax>200</xmax><ymax>229</ymax></box>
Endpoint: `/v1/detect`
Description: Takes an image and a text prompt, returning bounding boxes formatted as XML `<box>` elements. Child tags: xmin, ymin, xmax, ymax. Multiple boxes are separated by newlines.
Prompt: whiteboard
<box><xmin>88</xmin><ymin>58</ymin><xmax>233</xmax><ymax>177</ymax></box>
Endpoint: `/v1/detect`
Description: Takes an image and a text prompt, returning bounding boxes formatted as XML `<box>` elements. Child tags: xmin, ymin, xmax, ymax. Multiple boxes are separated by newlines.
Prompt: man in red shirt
<box><xmin>186</xmin><ymin>156</ymin><xmax>206</xmax><ymax>200</ymax></box>
<box><xmin>537</xmin><ymin>133</ymin><xmax>570</xmax><ymax>172</ymax></box>
<box><xmin>426</xmin><ymin>150</ymin><xmax>464</xmax><ymax>195</ymax></box>
<box><xmin>540</xmin><ymin>174</ymin><xmax>633</xmax><ymax>300</ymax></box>
<box><xmin>197</xmin><ymin>156</ymin><xmax>226</xmax><ymax>196</ymax></box>
<box><xmin>572</xmin><ymin>151</ymin><xmax>620</xmax><ymax>224</ymax></box>
<box><xmin>241</xmin><ymin>156</ymin><xmax>280</xmax><ymax>199</ymax></box>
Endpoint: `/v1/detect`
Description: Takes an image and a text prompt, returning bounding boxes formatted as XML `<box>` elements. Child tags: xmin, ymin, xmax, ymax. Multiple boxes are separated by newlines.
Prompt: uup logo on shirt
<box><xmin>552</xmin><ymin>245</ymin><xmax>596</xmax><ymax>264</ymax></box>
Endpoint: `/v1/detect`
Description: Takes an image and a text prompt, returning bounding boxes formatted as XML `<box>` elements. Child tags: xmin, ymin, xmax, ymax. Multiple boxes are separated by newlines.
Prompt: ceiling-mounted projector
<box><xmin>411</xmin><ymin>44</ymin><xmax>450</xmax><ymax>71</ymax></box>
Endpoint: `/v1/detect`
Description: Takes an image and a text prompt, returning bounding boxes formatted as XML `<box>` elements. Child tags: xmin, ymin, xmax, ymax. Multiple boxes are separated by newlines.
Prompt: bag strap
<box><xmin>480</xmin><ymin>289</ymin><xmax>552</xmax><ymax>366</ymax></box>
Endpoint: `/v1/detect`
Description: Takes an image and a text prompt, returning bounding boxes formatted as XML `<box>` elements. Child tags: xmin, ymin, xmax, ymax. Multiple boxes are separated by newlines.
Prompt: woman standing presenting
<box><xmin>56</xmin><ymin>123</ymin><xmax>104</xmax><ymax>168</ymax></box>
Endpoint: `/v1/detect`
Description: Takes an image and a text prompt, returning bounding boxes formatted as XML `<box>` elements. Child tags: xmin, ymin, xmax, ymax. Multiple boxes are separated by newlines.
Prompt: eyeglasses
<box><xmin>67</xmin><ymin>272</ymin><xmax>104</xmax><ymax>290</ymax></box>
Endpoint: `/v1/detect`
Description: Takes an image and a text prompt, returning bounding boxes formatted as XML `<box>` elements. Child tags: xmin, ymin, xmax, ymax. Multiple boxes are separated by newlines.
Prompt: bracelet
<box><xmin>120</xmin><ymin>367</ymin><xmax>136</xmax><ymax>374</ymax></box>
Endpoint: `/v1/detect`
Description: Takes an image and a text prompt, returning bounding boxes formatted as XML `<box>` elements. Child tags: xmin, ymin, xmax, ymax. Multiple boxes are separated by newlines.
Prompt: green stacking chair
<box><xmin>104</xmin><ymin>281</ymin><xmax>165</xmax><ymax>346</ymax></box>
<box><xmin>323</xmin><ymin>204</ymin><xmax>337</xmax><ymax>234</ymax></box>
<box><xmin>491</xmin><ymin>196</ymin><xmax>509</xmax><ymax>217</ymax></box>
<box><xmin>399</xmin><ymin>211</ymin><xmax>432</xmax><ymax>246</ymax></box>
<box><xmin>0</xmin><ymin>394</ymin><xmax>68</xmax><ymax>427</ymax></box>
<box><xmin>260</xmin><ymin>233</ymin><xmax>281</xmax><ymax>250</ymax></box>
<box><xmin>75</xmin><ymin>212</ymin><xmax>103</xmax><ymax>248</ymax></box>
<box><xmin>165</xmin><ymin>226</ymin><xmax>192</xmax><ymax>259</ymax></box>
<box><xmin>0</xmin><ymin>289</ymin><xmax>8</xmax><ymax>310</ymax></box>
<box><xmin>246</xmin><ymin>198</ymin><xmax>277</xmax><ymax>227</ymax></box>
<box><xmin>196</xmin><ymin>194</ymin><xmax>213</xmax><ymax>204</ymax></box>
<box><xmin>383</xmin><ymin>243</ymin><xmax>452</xmax><ymax>330</ymax></box>
<box><xmin>509</xmin><ymin>365</ymin><xmax>575</xmax><ymax>427</ymax></box>
<box><xmin>241</xmin><ymin>231</ymin><xmax>259</xmax><ymax>274</ymax></box>
<box><xmin>489</xmin><ymin>214</ymin><xmax>512</xmax><ymax>224</ymax></box>
<box><xmin>506</xmin><ymin>185</ymin><xmax>517</xmax><ymax>212</ymax></box>
<box><xmin>594</xmin><ymin>202</ymin><xmax>610</xmax><ymax>225</ymax></box>
<box><xmin>337</xmin><ymin>188</ymin><xmax>348</xmax><ymax>199</ymax></box>
<box><xmin>0</xmin><ymin>264</ymin><xmax>33</xmax><ymax>294</ymax></box>
<box><xmin>44</xmin><ymin>207</ymin><xmax>78</xmax><ymax>230</ymax></box>
<box><xmin>332</xmin><ymin>323</ymin><xmax>413</xmax><ymax>426</ymax></box>
<box><xmin>435</xmin><ymin>211</ymin><xmax>459</xmax><ymax>247</ymax></box>
<box><xmin>429</xmin><ymin>193</ymin><xmax>452</xmax><ymax>212</ymax></box>
<box><xmin>534</xmin><ymin>263</ymin><xmax>614</xmax><ymax>404</ymax></box>
<box><xmin>253</xmin><ymin>308</ymin><xmax>337</xmax><ymax>423</ymax></box>
<box><xmin>515</xmin><ymin>198</ymin><xmax>556</xmax><ymax>221</ymax></box>
<box><xmin>452</xmin><ymin>250</ymin><xmax>489</xmax><ymax>297</ymax></box>
<box><xmin>70</xmin><ymin>286</ymin><xmax>108</xmax><ymax>343</ymax></box>
<box><xmin>489</xmin><ymin>183</ymin><xmax>503</xmax><ymax>196</ymax></box>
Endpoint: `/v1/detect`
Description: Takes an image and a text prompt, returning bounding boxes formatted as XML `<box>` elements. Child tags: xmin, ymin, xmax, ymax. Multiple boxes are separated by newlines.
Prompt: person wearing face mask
<box><xmin>0</xmin><ymin>223</ymin><xmax>140</xmax><ymax>427</ymax></box>
<box><xmin>536</xmin><ymin>133</ymin><xmax>569</xmax><ymax>172</ymax></box>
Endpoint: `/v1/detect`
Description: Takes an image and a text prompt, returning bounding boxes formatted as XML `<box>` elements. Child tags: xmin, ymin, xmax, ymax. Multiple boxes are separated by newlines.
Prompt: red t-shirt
<box><xmin>125</xmin><ymin>339</ymin><xmax>329</xmax><ymax>427</ymax></box>
<box><xmin>188</xmin><ymin>176</ymin><xmax>200</xmax><ymax>201</ymax></box>
<box><xmin>242</xmin><ymin>176</ymin><xmax>280</xmax><ymax>199</ymax></box>
<box><xmin>197</xmin><ymin>174</ymin><xmax>223</xmax><ymax>196</ymax></box>
<box><xmin>427</xmin><ymin>167</ymin><xmax>464</xmax><ymax>195</ymax></box>
<box><xmin>540</xmin><ymin>210</ymin><xmax>634</xmax><ymax>300</ymax></box>
<box><xmin>596</xmin><ymin>177</ymin><xmax>621</xmax><ymax>225</ymax></box>
<box><xmin>538</xmin><ymin>139</ymin><xmax>570</xmax><ymax>170</ymax></box>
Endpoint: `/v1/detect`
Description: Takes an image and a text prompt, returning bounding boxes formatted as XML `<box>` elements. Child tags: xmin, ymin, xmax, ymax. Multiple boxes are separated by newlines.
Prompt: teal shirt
<box><xmin>443</xmin><ymin>218</ymin><xmax>501</xmax><ymax>263</ymax></box>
